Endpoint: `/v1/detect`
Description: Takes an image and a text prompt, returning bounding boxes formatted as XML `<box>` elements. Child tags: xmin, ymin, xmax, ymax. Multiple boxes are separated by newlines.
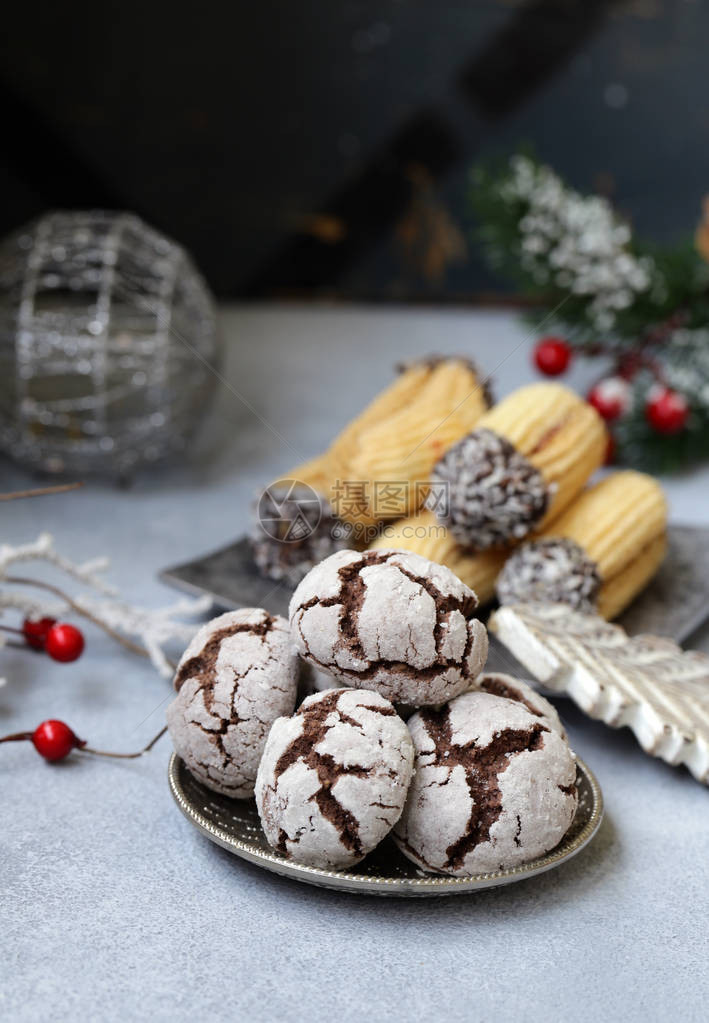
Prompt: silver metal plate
<box><xmin>161</xmin><ymin>525</ymin><xmax>709</xmax><ymax>646</ymax></box>
<box><xmin>168</xmin><ymin>752</ymin><xmax>603</xmax><ymax>897</ymax></box>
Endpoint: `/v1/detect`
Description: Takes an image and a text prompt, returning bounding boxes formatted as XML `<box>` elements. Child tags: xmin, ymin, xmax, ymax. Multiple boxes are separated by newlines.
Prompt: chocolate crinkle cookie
<box><xmin>166</xmin><ymin>609</ymin><xmax>299</xmax><ymax>798</ymax></box>
<box><xmin>255</xmin><ymin>687</ymin><xmax>414</xmax><ymax>869</ymax></box>
<box><xmin>288</xmin><ymin>548</ymin><xmax>489</xmax><ymax>707</ymax></box>
<box><xmin>472</xmin><ymin>671</ymin><xmax>566</xmax><ymax>740</ymax></box>
<box><xmin>427</xmin><ymin>428</ymin><xmax>549</xmax><ymax>550</ymax></box>
<box><xmin>496</xmin><ymin>537</ymin><xmax>601</xmax><ymax>612</ymax></box>
<box><xmin>250</xmin><ymin>484</ymin><xmax>348</xmax><ymax>587</ymax></box>
<box><xmin>394</xmin><ymin>691</ymin><xmax>578</xmax><ymax>876</ymax></box>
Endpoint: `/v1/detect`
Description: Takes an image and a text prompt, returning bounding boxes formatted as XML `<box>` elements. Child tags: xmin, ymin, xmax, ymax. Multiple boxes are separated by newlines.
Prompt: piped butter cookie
<box><xmin>496</xmin><ymin>470</ymin><xmax>667</xmax><ymax>618</ymax></box>
<box><xmin>370</xmin><ymin>509</ymin><xmax>508</xmax><ymax>605</ymax></box>
<box><xmin>287</xmin><ymin>356</ymin><xmax>491</xmax><ymax>527</ymax></box>
<box><xmin>340</xmin><ymin>357</ymin><xmax>490</xmax><ymax>522</ymax></box>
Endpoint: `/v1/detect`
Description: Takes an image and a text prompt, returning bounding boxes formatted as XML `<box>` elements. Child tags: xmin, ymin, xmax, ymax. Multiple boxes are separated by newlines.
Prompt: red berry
<box><xmin>22</xmin><ymin>616</ymin><xmax>57</xmax><ymax>650</ymax></box>
<box><xmin>45</xmin><ymin>623</ymin><xmax>85</xmax><ymax>663</ymax></box>
<box><xmin>533</xmin><ymin>337</ymin><xmax>571</xmax><ymax>376</ymax></box>
<box><xmin>646</xmin><ymin>388</ymin><xmax>688</xmax><ymax>435</ymax></box>
<box><xmin>587</xmin><ymin>378</ymin><xmax>630</xmax><ymax>421</ymax></box>
<box><xmin>32</xmin><ymin>720</ymin><xmax>84</xmax><ymax>761</ymax></box>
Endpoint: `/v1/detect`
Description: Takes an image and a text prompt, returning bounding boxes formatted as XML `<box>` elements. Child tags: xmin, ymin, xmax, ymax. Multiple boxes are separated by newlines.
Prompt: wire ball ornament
<box><xmin>0</xmin><ymin>211</ymin><xmax>219</xmax><ymax>476</ymax></box>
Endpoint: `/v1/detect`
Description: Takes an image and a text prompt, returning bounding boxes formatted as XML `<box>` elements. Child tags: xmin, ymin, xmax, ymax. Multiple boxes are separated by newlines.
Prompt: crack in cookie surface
<box><xmin>174</xmin><ymin>612</ymin><xmax>276</xmax><ymax>700</ymax></box>
<box><xmin>477</xmin><ymin>674</ymin><xmax>544</xmax><ymax>718</ymax></box>
<box><xmin>419</xmin><ymin>704</ymin><xmax>548</xmax><ymax>870</ymax></box>
<box><xmin>273</xmin><ymin>690</ymin><xmax>386</xmax><ymax>857</ymax></box>
<box><xmin>258</xmin><ymin>687</ymin><xmax>413</xmax><ymax>868</ymax></box>
<box><xmin>293</xmin><ymin>550</ymin><xmax>479</xmax><ymax>682</ymax></box>
<box><xmin>167</xmin><ymin>611</ymin><xmax>297</xmax><ymax>799</ymax></box>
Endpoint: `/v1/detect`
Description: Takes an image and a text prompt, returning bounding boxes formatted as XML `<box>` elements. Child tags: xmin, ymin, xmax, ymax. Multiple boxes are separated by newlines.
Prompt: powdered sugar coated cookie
<box><xmin>256</xmin><ymin>687</ymin><xmax>414</xmax><ymax>869</ymax></box>
<box><xmin>288</xmin><ymin>549</ymin><xmax>488</xmax><ymax>706</ymax></box>
<box><xmin>167</xmin><ymin>609</ymin><xmax>299</xmax><ymax>798</ymax></box>
<box><xmin>394</xmin><ymin>690</ymin><xmax>577</xmax><ymax>875</ymax></box>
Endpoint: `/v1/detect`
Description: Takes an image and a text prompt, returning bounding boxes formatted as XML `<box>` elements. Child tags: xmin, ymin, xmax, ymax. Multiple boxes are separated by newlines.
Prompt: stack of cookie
<box><xmin>289</xmin><ymin>355</ymin><xmax>492</xmax><ymax>526</ymax></box>
<box><xmin>167</xmin><ymin>548</ymin><xmax>579</xmax><ymax>876</ymax></box>
<box><xmin>369</xmin><ymin>383</ymin><xmax>667</xmax><ymax>619</ymax></box>
<box><xmin>252</xmin><ymin>357</ymin><xmax>667</xmax><ymax>619</ymax></box>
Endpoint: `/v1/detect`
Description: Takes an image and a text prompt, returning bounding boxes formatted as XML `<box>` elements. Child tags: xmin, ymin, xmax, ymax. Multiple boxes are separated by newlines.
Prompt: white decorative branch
<box><xmin>0</xmin><ymin>534</ymin><xmax>212</xmax><ymax>678</ymax></box>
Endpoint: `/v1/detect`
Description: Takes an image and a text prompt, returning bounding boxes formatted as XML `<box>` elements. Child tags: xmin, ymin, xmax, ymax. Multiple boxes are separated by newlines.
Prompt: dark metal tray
<box><xmin>168</xmin><ymin>752</ymin><xmax>602</xmax><ymax>896</ymax></box>
<box><xmin>161</xmin><ymin>525</ymin><xmax>709</xmax><ymax>646</ymax></box>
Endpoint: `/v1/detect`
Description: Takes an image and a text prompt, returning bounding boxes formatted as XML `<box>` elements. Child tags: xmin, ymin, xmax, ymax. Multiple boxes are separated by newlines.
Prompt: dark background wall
<box><xmin>2</xmin><ymin>0</ymin><xmax>707</xmax><ymax>299</ymax></box>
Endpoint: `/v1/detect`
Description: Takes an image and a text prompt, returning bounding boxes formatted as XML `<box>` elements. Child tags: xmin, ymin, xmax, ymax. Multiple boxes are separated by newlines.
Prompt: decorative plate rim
<box><xmin>168</xmin><ymin>753</ymin><xmax>604</xmax><ymax>896</ymax></box>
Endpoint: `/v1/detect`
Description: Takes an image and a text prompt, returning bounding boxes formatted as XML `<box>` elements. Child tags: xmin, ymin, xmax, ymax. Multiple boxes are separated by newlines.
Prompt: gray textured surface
<box><xmin>2</xmin><ymin>305</ymin><xmax>709</xmax><ymax>1023</ymax></box>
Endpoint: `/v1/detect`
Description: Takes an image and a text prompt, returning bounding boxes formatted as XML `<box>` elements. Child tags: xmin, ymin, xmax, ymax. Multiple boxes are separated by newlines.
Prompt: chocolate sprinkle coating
<box><xmin>427</xmin><ymin>428</ymin><xmax>549</xmax><ymax>550</ymax></box>
<box><xmin>250</xmin><ymin>485</ymin><xmax>348</xmax><ymax>587</ymax></box>
<box><xmin>496</xmin><ymin>537</ymin><xmax>601</xmax><ymax>612</ymax></box>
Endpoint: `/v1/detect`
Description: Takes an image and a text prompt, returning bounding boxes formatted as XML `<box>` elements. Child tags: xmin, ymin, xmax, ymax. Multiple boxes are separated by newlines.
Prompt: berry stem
<box><xmin>0</xmin><ymin>482</ymin><xmax>83</xmax><ymax>502</ymax></box>
<box><xmin>80</xmin><ymin>725</ymin><xmax>168</xmax><ymax>759</ymax></box>
<box><xmin>4</xmin><ymin>575</ymin><xmax>175</xmax><ymax>669</ymax></box>
<box><xmin>0</xmin><ymin>723</ymin><xmax>167</xmax><ymax>759</ymax></box>
<box><xmin>0</xmin><ymin>624</ymin><xmax>26</xmax><ymax>637</ymax></box>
